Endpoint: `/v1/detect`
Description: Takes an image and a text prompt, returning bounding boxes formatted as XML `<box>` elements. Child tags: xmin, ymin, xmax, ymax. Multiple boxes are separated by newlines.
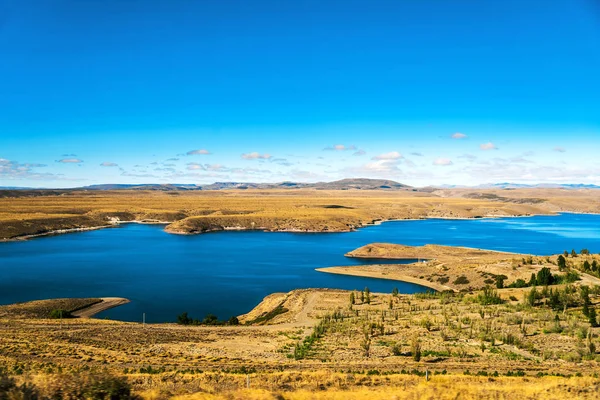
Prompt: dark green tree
<box><xmin>202</xmin><ymin>314</ymin><xmax>219</xmax><ymax>325</ymax></box>
<box><xmin>571</xmin><ymin>249</ymin><xmax>578</xmax><ymax>257</ymax></box>
<box><xmin>583</xmin><ymin>260</ymin><xmax>591</xmax><ymax>271</ymax></box>
<box><xmin>589</xmin><ymin>308</ymin><xmax>598</xmax><ymax>327</ymax></box>
<box><xmin>177</xmin><ymin>312</ymin><xmax>191</xmax><ymax>325</ymax></box>
<box><xmin>528</xmin><ymin>273</ymin><xmax>537</xmax><ymax>287</ymax></box>
<box><xmin>536</xmin><ymin>267</ymin><xmax>554</xmax><ymax>286</ymax></box>
<box><xmin>495</xmin><ymin>275</ymin><xmax>507</xmax><ymax>289</ymax></box>
<box><xmin>557</xmin><ymin>255</ymin><xmax>567</xmax><ymax>271</ymax></box>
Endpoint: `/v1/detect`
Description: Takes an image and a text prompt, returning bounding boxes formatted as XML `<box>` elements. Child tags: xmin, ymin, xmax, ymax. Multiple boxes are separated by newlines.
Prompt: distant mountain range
<box><xmin>1</xmin><ymin>179</ymin><xmax>599</xmax><ymax>191</ymax></box>
<box><xmin>78</xmin><ymin>178</ymin><xmax>415</xmax><ymax>191</ymax></box>
<box><xmin>437</xmin><ymin>183</ymin><xmax>600</xmax><ymax>189</ymax></box>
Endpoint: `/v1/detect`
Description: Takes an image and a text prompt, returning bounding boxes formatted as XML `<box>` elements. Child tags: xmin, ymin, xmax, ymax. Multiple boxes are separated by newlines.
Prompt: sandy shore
<box><xmin>71</xmin><ymin>297</ymin><xmax>130</xmax><ymax>318</ymax></box>
<box><xmin>315</xmin><ymin>267</ymin><xmax>451</xmax><ymax>292</ymax></box>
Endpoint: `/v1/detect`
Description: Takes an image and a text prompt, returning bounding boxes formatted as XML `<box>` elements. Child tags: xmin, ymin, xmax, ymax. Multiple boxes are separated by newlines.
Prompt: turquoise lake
<box><xmin>1</xmin><ymin>213</ymin><xmax>599</xmax><ymax>322</ymax></box>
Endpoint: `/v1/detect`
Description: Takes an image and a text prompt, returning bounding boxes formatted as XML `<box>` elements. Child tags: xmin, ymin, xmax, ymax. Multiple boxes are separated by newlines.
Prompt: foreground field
<box><xmin>1</xmin><ymin>278</ymin><xmax>599</xmax><ymax>398</ymax></box>
<box><xmin>2</xmin><ymin>187</ymin><xmax>600</xmax><ymax>240</ymax></box>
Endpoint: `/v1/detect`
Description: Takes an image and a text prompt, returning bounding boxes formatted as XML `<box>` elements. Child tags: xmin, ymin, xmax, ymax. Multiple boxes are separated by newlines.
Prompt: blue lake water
<box><xmin>1</xmin><ymin>213</ymin><xmax>599</xmax><ymax>323</ymax></box>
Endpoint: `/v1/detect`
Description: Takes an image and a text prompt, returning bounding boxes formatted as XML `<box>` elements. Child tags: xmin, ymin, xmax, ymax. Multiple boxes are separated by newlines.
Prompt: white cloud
<box><xmin>57</xmin><ymin>158</ymin><xmax>83</xmax><ymax>163</ymax></box>
<box><xmin>186</xmin><ymin>149</ymin><xmax>211</xmax><ymax>155</ymax></box>
<box><xmin>433</xmin><ymin>158</ymin><xmax>453</xmax><ymax>166</ymax></box>
<box><xmin>187</xmin><ymin>162</ymin><xmax>205</xmax><ymax>171</ymax></box>
<box><xmin>100</xmin><ymin>162</ymin><xmax>118</xmax><ymax>167</ymax></box>
<box><xmin>323</xmin><ymin>144</ymin><xmax>357</xmax><ymax>151</ymax></box>
<box><xmin>0</xmin><ymin>158</ymin><xmax>60</xmax><ymax>180</ymax></box>
<box><xmin>480</xmin><ymin>142</ymin><xmax>498</xmax><ymax>151</ymax></box>
<box><xmin>241</xmin><ymin>152</ymin><xmax>272</xmax><ymax>160</ymax></box>
<box><xmin>452</xmin><ymin>133</ymin><xmax>467</xmax><ymax>139</ymax></box>
<box><xmin>372</xmin><ymin>151</ymin><xmax>402</xmax><ymax>160</ymax></box>
<box><xmin>553</xmin><ymin>147</ymin><xmax>566</xmax><ymax>153</ymax></box>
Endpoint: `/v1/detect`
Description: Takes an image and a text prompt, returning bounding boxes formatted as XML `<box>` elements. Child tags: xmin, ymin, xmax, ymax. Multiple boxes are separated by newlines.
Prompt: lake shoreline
<box><xmin>0</xmin><ymin>211</ymin><xmax>570</xmax><ymax>243</ymax></box>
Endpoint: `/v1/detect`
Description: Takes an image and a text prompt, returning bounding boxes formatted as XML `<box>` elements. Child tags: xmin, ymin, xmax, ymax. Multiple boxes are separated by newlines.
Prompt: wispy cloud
<box><xmin>433</xmin><ymin>158</ymin><xmax>453</xmax><ymax>166</ymax></box>
<box><xmin>0</xmin><ymin>158</ymin><xmax>61</xmax><ymax>180</ymax></box>
<box><xmin>353</xmin><ymin>149</ymin><xmax>366</xmax><ymax>156</ymax></box>
<box><xmin>323</xmin><ymin>144</ymin><xmax>357</xmax><ymax>151</ymax></box>
<box><xmin>100</xmin><ymin>162</ymin><xmax>118</xmax><ymax>167</ymax></box>
<box><xmin>372</xmin><ymin>151</ymin><xmax>402</xmax><ymax>160</ymax></box>
<box><xmin>186</xmin><ymin>149</ymin><xmax>211</xmax><ymax>155</ymax></box>
<box><xmin>458</xmin><ymin>154</ymin><xmax>477</xmax><ymax>161</ymax></box>
<box><xmin>480</xmin><ymin>142</ymin><xmax>498</xmax><ymax>151</ymax></box>
<box><xmin>242</xmin><ymin>152</ymin><xmax>272</xmax><ymax>160</ymax></box>
<box><xmin>410</xmin><ymin>152</ymin><xmax>424</xmax><ymax>157</ymax></box>
<box><xmin>451</xmin><ymin>132</ymin><xmax>467</xmax><ymax>139</ymax></box>
<box><xmin>271</xmin><ymin>158</ymin><xmax>294</xmax><ymax>166</ymax></box>
<box><xmin>57</xmin><ymin>158</ymin><xmax>83</xmax><ymax>163</ymax></box>
<box><xmin>553</xmin><ymin>146</ymin><xmax>566</xmax><ymax>153</ymax></box>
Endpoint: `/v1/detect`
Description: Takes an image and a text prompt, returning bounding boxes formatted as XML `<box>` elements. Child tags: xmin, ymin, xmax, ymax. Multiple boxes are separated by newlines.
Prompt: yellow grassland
<box><xmin>2</xmin><ymin>188</ymin><xmax>599</xmax><ymax>240</ymax></box>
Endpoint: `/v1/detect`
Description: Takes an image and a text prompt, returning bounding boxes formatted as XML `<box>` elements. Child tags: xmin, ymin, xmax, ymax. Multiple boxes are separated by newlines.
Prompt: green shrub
<box><xmin>48</xmin><ymin>309</ymin><xmax>73</xmax><ymax>319</ymax></box>
<box><xmin>476</xmin><ymin>286</ymin><xmax>503</xmax><ymax>305</ymax></box>
<box><xmin>453</xmin><ymin>276</ymin><xmax>469</xmax><ymax>285</ymax></box>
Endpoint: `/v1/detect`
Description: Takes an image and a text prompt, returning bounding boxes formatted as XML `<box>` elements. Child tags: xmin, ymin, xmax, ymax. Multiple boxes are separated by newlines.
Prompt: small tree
<box><xmin>583</xmin><ymin>260</ymin><xmax>591</xmax><ymax>271</ymax></box>
<box><xmin>411</xmin><ymin>337</ymin><xmax>421</xmax><ymax>362</ymax></box>
<box><xmin>581</xmin><ymin>249</ymin><xmax>590</xmax><ymax>255</ymax></box>
<box><xmin>495</xmin><ymin>275</ymin><xmax>507</xmax><ymax>289</ymax></box>
<box><xmin>177</xmin><ymin>312</ymin><xmax>191</xmax><ymax>325</ymax></box>
<box><xmin>528</xmin><ymin>273</ymin><xmax>537</xmax><ymax>287</ymax></box>
<box><xmin>350</xmin><ymin>291</ymin><xmax>355</xmax><ymax>305</ymax></box>
<box><xmin>392</xmin><ymin>287</ymin><xmax>399</xmax><ymax>296</ymax></box>
<box><xmin>589</xmin><ymin>308</ymin><xmax>599</xmax><ymax>328</ymax></box>
<box><xmin>364</xmin><ymin>287</ymin><xmax>371</xmax><ymax>304</ymax></box>
<box><xmin>571</xmin><ymin>249</ymin><xmax>578</xmax><ymax>258</ymax></box>
<box><xmin>557</xmin><ymin>255</ymin><xmax>567</xmax><ymax>271</ymax></box>
<box><xmin>526</xmin><ymin>287</ymin><xmax>538</xmax><ymax>307</ymax></box>
<box><xmin>536</xmin><ymin>267</ymin><xmax>554</xmax><ymax>286</ymax></box>
<box><xmin>202</xmin><ymin>314</ymin><xmax>219</xmax><ymax>325</ymax></box>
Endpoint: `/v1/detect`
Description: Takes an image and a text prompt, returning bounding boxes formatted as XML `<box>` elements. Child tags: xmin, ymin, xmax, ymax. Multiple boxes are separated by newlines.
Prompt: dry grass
<box><xmin>2</xmin><ymin>283</ymin><xmax>600</xmax><ymax>398</ymax></box>
<box><xmin>163</xmin><ymin>375</ymin><xmax>600</xmax><ymax>400</ymax></box>
<box><xmin>4</xmin><ymin>188</ymin><xmax>599</xmax><ymax>240</ymax></box>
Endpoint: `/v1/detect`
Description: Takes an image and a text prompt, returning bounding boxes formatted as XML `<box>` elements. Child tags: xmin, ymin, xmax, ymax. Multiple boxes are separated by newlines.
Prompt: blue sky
<box><xmin>1</xmin><ymin>0</ymin><xmax>599</xmax><ymax>187</ymax></box>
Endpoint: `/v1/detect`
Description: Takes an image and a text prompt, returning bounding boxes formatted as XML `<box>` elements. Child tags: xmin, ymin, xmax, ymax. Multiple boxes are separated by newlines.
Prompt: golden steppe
<box><xmin>1</xmin><ymin>187</ymin><xmax>600</xmax><ymax>240</ymax></box>
<box><xmin>2</xmin><ymin>187</ymin><xmax>600</xmax><ymax>398</ymax></box>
